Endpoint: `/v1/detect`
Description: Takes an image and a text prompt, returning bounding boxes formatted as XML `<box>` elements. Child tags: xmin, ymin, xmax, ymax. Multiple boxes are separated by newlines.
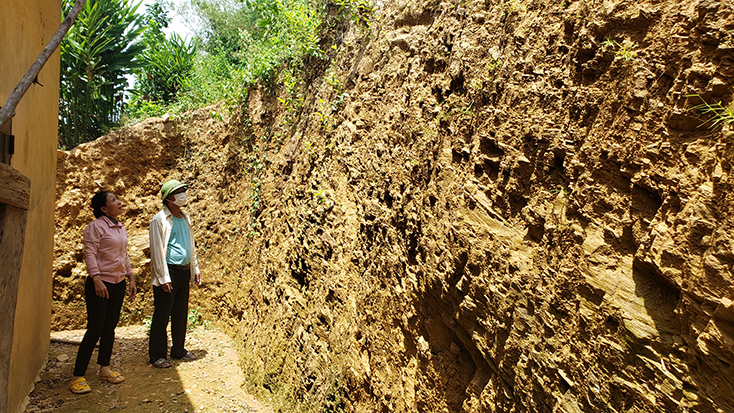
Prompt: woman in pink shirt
<box><xmin>70</xmin><ymin>191</ymin><xmax>137</xmax><ymax>394</ymax></box>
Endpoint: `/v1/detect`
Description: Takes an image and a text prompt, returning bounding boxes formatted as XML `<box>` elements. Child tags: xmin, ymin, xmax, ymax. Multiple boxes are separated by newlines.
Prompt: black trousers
<box><xmin>73</xmin><ymin>277</ymin><xmax>126</xmax><ymax>377</ymax></box>
<box><xmin>149</xmin><ymin>265</ymin><xmax>190</xmax><ymax>363</ymax></box>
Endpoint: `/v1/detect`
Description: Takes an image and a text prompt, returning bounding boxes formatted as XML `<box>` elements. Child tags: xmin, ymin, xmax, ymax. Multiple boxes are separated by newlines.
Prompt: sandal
<box><xmin>70</xmin><ymin>377</ymin><xmax>91</xmax><ymax>394</ymax></box>
<box><xmin>99</xmin><ymin>370</ymin><xmax>125</xmax><ymax>384</ymax></box>
<box><xmin>176</xmin><ymin>351</ymin><xmax>197</xmax><ymax>361</ymax></box>
<box><xmin>152</xmin><ymin>358</ymin><xmax>171</xmax><ymax>368</ymax></box>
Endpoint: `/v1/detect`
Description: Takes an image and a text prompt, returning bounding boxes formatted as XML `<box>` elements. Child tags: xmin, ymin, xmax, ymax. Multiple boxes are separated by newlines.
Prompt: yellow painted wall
<box><xmin>0</xmin><ymin>0</ymin><xmax>60</xmax><ymax>411</ymax></box>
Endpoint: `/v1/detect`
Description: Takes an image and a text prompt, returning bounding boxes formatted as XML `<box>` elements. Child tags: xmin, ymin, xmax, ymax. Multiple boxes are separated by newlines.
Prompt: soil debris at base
<box><xmin>24</xmin><ymin>325</ymin><xmax>273</xmax><ymax>413</ymax></box>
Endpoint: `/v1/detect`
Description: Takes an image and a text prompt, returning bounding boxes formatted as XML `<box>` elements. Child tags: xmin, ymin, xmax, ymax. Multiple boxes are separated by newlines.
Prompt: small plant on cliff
<box><xmin>278</xmin><ymin>63</ymin><xmax>306</xmax><ymax>125</ymax></box>
<box><xmin>486</xmin><ymin>58</ymin><xmax>503</xmax><ymax>72</ymax></box>
<box><xmin>143</xmin><ymin>314</ymin><xmax>153</xmax><ymax>329</ymax></box>
<box><xmin>438</xmin><ymin>100</ymin><xmax>474</xmax><ymax>123</ymax></box>
<box><xmin>314</xmin><ymin>91</ymin><xmax>348</xmax><ymax>131</ymax></box>
<box><xmin>503</xmin><ymin>0</ymin><xmax>527</xmax><ymax>13</ymax></box>
<box><xmin>602</xmin><ymin>37</ymin><xmax>636</xmax><ymax>62</ymax></box>
<box><xmin>724</xmin><ymin>30</ymin><xmax>734</xmax><ymax>46</ymax></box>
<box><xmin>331</xmin><ymin>0</ymin><xmax>374</xmax><ymax>28</ymax></box>
<box><xmin>209</xmin><ymin>109</ymin><xmax>225</xmax><ymax>122</ymax></box>
<box><xmin>314</xmin><ymin>188</ymin><xmax>335</xmax><ymax>210</ymax></box>
<box><xmin>246</xmin><ymin>177</ymin><xmax>263</xmax><ymax>239</ymax></box>
<box><xmin>548</xmin><ymin>186</ymin><xmax>570</xmax><ymax>196</ymax></box>
<box><xmin>326</xmin><ymin>69</ymin><xmax>344</xmax><ymax>96</ymax></box>
<box><xmin>187</xmin><ymin>306</ymin><xmax>208</xmax><ymax>330</ymax></box>
<box><xmin>687</xmin><ymin>95</ymin><xmax>734</xmax><ymax>129</ymax></box>
<box><xmin>315</xmin><ymin>110</ymin><xmax>329</xmax><ymax>127</ymax></box>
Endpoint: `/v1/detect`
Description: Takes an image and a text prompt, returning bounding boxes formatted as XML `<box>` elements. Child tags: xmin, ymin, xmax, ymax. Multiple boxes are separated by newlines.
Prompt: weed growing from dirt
<box><xmin>245</xmin><ymin>146</ymin><xmax>265</xmax><ymax>240</ymax></box>
<box><xmin>469</xmin><ymin>79</ymin><xmax>483</xmax><ymax>91</ymax></box>
<box><xmin>602</xmin><ymin>37</ymin><xmax>637</xmax><ymax>62</ymax></box>
<box><xmin>143</xmin><ymin>314</ymin><xmax>153</xmax><ymax>330</ymax></box>
<box><xmin>141</xmin><ymin>308</ymin><xmax>206</xmax><ymax>331</ymax></box>
<box><xmin>188</xmin><ymin>306</ymin><xmax>208</xmax><ymax>330</ymax></box>
<box><xmin>314</xmin><ymin>188</ymin><xmax>335</xmax><ymax>210</ymax></box>
<box><xmin>209</xmin><ymin>108</ymin><xmax>226</xmax><ymax>122</ymax></box>
<box><xmin>315</xmin><ymin>92</ymin><xmax>349</xmax><ymax>131</ymax></box>
<box><xmin>277</xmin><ymin>62</ymin><xmax>308</xmax><ymax>132</ymax></box>
<box><xmin>438</xmin><ymin>99</ymin><xmax>475</xmax><ymax>123</ymax></box>
<box><xmin>548</xmin><ymin>186</ymin><xmax>571</xmax><ymax>196</ymax></box>
<box><xmin>486</xmin><ymin>58</ymin><xmax>503</xmax><ymax>72</ymax></box>
<box><xmin>503</xmin><ymin>0</ymin><xmax>527</xmax><ymax>13</ymax></box>
<box><xmin>687</xmin><ymin>95</ymin><xmax>734</xmax><ymax>129</ymax></box>
<box><xmin>724</xmin><ymin>30</ymin><xmax>734</xmax><ymax>46</ymax></box>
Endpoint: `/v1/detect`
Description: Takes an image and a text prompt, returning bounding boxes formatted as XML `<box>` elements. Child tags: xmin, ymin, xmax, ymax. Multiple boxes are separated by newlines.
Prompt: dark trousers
<box><xmin>149</xmin><ymin>265</ymin><xmax>190</xmax><ymax>363</ymax></box>
<box><xmin>73</xmin><ymin>277</ymin><xmax>126</xmax><ymax>377</ymax></box>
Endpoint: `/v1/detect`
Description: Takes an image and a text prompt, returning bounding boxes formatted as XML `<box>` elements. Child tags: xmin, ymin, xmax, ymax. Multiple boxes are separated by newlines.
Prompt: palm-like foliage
<box><xmin>134</xmin><ymin>34</ymin><xmax>198</xmax><ymax>103</ymax></box>
<box><xmin>59</xmin><ymin>0</ymin><xmax>145</xmax><ymax>149</ymax></box>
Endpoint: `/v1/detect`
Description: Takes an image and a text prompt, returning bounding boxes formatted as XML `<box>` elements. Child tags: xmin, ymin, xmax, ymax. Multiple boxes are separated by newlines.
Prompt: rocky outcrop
<box><xmin>54</xmin><ymin>0</ymin><xmax>734</xmax><ymax>411</ymax></box>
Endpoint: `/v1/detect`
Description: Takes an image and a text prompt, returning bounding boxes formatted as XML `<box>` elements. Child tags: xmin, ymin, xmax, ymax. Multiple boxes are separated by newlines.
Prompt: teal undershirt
<box><xmin>166</xmin><ymin>215</ymin><xmax>191</xmax><ymax>266</ymax></box>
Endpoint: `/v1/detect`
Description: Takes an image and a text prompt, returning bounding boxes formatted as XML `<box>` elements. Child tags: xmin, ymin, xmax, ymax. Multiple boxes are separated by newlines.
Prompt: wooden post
<box><xmin>0</xmin><ymin>163</ymin><xmax>30</xmax><ymax>413</ymax></box>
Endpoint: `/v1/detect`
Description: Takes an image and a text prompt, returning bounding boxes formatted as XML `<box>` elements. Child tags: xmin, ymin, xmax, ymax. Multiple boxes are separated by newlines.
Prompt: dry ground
<box><xmin>23</xmin><ymin>325</ymin><xmax>273</xmax><ymax>413</ymax></box>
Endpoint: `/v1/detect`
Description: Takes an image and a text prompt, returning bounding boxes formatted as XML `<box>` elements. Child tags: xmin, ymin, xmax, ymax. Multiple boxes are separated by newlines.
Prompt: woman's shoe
<box><xmin>69</xmin><ymin>377</ymin><xmax>91</xmax><ymax>394</ymax></box>
<box><xmin>99</xmin><ymin>370</ymin><xmax>125</xmax><ymax>384</ymax></box>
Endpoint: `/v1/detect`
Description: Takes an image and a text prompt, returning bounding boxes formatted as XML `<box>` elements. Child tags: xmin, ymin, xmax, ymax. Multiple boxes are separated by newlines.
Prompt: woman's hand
<box><xmin>128</xmin><ymin>275</ymin><xmax>137</xmax><ymax>299</ymax></box>
<box><xmin>92</xmin><ymin>276</ymin><xmax>109</xmax><ymax>299</ymax></box>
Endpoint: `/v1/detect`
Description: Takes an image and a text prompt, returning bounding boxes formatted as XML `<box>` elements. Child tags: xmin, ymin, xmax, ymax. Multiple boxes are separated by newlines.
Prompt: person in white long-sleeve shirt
<box><xmin>148</xmin><ymin>179</ymin><xmax>201</xmax><ymax>368</ymax></box>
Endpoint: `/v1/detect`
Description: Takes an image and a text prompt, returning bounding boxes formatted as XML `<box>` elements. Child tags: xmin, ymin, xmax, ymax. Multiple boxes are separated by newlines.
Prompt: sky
<box><xmin>138</xmin><ymin>0</ymin><xmax>196</xmax><ymax>40</ymax></box>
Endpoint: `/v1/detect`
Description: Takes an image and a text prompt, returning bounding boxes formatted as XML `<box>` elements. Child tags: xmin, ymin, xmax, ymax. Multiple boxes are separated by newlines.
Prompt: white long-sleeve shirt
<box><xmin>149</xmin><ymin>206</ymin><xmax>200</xmax><ymax>286</ymax></box>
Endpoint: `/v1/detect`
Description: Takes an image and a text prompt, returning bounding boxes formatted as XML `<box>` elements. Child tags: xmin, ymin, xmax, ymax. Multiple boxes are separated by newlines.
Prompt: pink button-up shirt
<box><xmin>83</xmin><ymin>216</ymin><xmax>133</xmax><ymax>284</ymax></box>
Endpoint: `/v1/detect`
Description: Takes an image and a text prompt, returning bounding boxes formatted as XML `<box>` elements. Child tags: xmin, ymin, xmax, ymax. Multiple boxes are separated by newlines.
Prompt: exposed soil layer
<box><xmin>52</xmin><ymin>0</ymin><xmax>734</xmax><ymax>411</ymax></box>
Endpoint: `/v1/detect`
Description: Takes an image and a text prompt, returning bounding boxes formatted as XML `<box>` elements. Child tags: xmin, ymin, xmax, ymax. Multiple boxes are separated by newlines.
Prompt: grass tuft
<box><xmin>687</xmin><ymin>95</ymin><xmax>734</xmax><ymax>129</ymax></box>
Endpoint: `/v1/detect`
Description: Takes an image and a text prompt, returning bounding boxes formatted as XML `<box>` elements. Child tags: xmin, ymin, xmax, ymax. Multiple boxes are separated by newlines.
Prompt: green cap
<box><xmin>160</xmin><ymin>179</ymin><xmax>188</xmax><ymax>201</ymax></box>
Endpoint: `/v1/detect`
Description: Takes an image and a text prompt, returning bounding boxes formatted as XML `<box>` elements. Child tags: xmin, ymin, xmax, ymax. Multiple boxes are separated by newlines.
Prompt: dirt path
<box><xmin>23</xmin><ymin>325</ymin><xmax>273</xmax><ymax>413</ymax></box>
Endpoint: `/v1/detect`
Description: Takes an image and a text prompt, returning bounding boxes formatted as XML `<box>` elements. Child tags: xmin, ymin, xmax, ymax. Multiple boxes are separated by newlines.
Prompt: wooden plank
<box><xmin>0</xmin><ymin>163</ymin><xmax>30</xmax><ymax>210</ymax></box>
<box><xmin>0</xmin><ymin>204</ymin><xmax>27</xmax><ymax>413</ymax></box>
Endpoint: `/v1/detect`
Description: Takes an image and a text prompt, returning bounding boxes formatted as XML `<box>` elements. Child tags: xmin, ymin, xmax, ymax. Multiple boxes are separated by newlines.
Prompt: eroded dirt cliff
<box><xmin>54</xmin><ymin>0</ymin><xmax>734</xmax><ymax>411</ymax></box>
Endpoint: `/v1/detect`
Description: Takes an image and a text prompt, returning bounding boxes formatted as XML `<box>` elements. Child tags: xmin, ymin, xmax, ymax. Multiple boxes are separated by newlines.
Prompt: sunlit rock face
<box><xmin>54</xmin><ymin>0</ymin><xmax>734</xmax><ymax>411</ymax></box>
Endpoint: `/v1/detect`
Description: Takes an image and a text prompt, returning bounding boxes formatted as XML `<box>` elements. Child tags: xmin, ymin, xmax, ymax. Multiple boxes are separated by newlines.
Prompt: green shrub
<box><xmin>123</xmin><ymin>0</ymin><xmax>326</xmax><ymax>123</ymax></box>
